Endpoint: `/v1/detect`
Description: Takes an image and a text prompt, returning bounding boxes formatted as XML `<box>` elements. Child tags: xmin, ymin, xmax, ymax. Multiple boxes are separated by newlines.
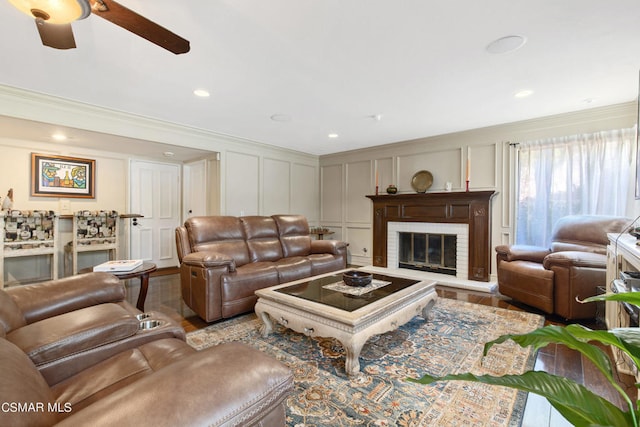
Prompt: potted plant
<box><xmin>410</xmin><ymin>292</ymin><xmax>640</xmax><ymax>427</ymax></box>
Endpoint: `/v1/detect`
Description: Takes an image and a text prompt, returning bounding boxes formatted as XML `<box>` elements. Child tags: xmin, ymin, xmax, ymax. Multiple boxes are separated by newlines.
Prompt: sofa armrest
<box><xmin>311</xmin><ymin>239</ymin><xmax>349</xmax><ymax>255</ymax></box>
<box><xmin>175</xmin><ymin>225</ymin><xmax>192</xmax><ymax>263</ymax></box>
<box><xmin>6</xmin><ymin>303</ymin><xmax>139</xmax><ymax>367</ymax></box>
<box><xmin>182</xmin><ymin>251</ymin><xmax>236</xmax><ymax>272</ymax></box>
<box><xmin>6</xmin><ymin>273</ymin><xmax>125</xmax><ymax>324</ymax></box>
<box><xmin>495</xmin><ymin>244</ymin><xmax>551</xmax><ymax>263</ymax></box>
<box><xmin>57</xmin><ymin>342</ymin><xmax>294</xmax><ymax>427</ymax></box>
<box><xmin>542</xmin><ymin>251</ymin><xmax>607</xmax><ymax>270</ymax></box>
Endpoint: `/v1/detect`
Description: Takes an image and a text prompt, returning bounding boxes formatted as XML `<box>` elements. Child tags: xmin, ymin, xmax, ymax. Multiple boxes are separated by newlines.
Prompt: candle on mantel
<box><xmin>375</xmin><ymin>170</ymin><xmax>379</xmax><ymax>187</ymax></box>
<box><xmin>466</xmin><ymin>159</ymin><xmax>470</xmax><ymax>182</ymax></box>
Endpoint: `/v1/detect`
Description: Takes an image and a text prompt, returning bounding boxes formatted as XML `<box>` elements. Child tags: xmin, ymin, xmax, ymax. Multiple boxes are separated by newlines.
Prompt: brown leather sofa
<box><xmin>176</xmin><ymin>214</ymin><xmax>349</xmax><ymax>322</ymax></box>
<box><xmin>0</xmin><ymin>273</ymin><xmax>293</xmax><ymax>426</ymax></box>
<box><xmin>495</xmin><ymin>215</ymin><xmax>628</xmax><ymax>319</ymax></box>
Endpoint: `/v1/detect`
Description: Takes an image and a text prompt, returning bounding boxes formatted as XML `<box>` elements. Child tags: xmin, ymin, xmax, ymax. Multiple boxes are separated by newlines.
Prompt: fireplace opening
<box><xmin>398</xmin><ymin>232</ymin><xmax>457</xmax><ymax>275</ymax></box>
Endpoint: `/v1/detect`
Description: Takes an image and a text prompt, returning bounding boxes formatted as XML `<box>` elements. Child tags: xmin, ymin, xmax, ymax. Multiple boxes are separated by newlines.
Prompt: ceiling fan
<box><xmin>7</xmin><ymin>0</ymin><xmax>190</xmax><ymax>54</ymax></box>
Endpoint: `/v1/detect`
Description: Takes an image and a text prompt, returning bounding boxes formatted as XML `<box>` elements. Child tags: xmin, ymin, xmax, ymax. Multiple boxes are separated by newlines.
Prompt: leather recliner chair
<box><xmin>495</xmin><ymin>215</ymin><xmax>629</xmax><ymax>320</ymax></box>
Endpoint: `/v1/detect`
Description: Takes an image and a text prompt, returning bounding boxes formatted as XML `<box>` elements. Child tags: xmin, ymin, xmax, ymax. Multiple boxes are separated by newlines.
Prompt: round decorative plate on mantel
<box><xmin>411</xmin><ymin>170</ymin><xmax>433</xmax><ymax>193</ymax></box>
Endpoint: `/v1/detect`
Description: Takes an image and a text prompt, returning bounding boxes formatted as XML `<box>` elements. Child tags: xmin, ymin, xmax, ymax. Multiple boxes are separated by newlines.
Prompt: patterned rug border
<box><xmin>187</xmin><ymin>298</ymin><xmax>544</xmax><ymax>426</ymax></box>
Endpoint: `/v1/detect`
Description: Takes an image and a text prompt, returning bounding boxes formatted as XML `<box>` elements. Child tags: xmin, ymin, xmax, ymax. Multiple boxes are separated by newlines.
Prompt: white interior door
<box><xmin>183</xmin><ymin>159</ymin><xmax>207</xmax><ymax>218</ymax></box>
<box><xmin>130</xmin><ymin>160</ymin><xmax>181</xmax><ymax>268</ymax></box>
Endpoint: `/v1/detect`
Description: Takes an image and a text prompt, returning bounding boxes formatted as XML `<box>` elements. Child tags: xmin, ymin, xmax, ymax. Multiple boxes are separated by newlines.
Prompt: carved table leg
<box><xmin>255</xmin><ymin>306</ymin><xmax>274</xmax><ymax>338</ymax></box>
<box><xmin>421</xmin><ymin>298</ymin><xmax>437</xmax><ymax>320</ymax></box>
<box><xmin>342</xmin><ymin>337</ymin><xmax>367</xmax><ymax>376</ymax></box>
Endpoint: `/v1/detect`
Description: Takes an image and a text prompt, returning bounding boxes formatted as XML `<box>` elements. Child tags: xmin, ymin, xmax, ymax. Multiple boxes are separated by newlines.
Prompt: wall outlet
<box><xmin>59</xmin><ymin>199</ymin><xmax>71</xmax><ymax>214</ymax></box>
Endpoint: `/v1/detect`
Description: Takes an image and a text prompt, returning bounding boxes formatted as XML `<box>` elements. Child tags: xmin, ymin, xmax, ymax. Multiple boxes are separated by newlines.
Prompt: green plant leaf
<box><xmin>583</xmin><ymin>291</ymin><xmax>640</xmax><ymax>306</ymax></box>
<box><xmin>409</xmin><ymin>371</ymin><xmax>633</xmax><ymax>427</ymax></box>
<box><xmin>485</xmin><ymin>325</ymin><xmax>616</xmax><ymax>382</ymax></box>
<box><xmin>564</xmin><ymin>325</ymin><xmax>640</xmax><ymax>368</ymax></box>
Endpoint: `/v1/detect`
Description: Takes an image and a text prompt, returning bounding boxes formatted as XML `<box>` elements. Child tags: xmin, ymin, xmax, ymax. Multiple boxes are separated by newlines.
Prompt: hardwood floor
<box><xmin>129</xmin><ymin>271</ymin><xmax>637</xmax><ymax>425</ymax></box>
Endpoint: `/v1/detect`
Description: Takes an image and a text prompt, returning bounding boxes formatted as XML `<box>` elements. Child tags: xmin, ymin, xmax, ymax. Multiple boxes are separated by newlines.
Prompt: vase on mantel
<box><xmin>386</xmin><ymin>184</ymin><xmax>397</xmax><ymax>194</ymax></box>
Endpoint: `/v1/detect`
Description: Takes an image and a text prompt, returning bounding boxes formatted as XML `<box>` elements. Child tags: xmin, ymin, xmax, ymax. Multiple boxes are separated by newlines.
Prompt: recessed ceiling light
<box><xmin>486</xmin><ymin>35</ymin><xmax>527</xmax><ymax>54</ymax></box>
<box><xmin>582</xmin><ymin>98</ymin><xmax>596</xmax><ymax>104</ymax></box>
<box><xmin>270</xmin><ymin>114</ymin><xmax>292</xmax><ymax>122</ymax></box>
<box><xmin>163</xmin><ymin>151</ymin><xmax>175</xmax><ymax>157</ymax></box>
<box><xmin>193</xmin><ymin>89</ymin><xmax>210</xmax><ymax>97</ymax></box>
<box><xmin>328</xmin><ymin>133</ymin><xmax>339</xmax><ymax>138</ymax></box>
<box><xmin>514</xmin><ymin>89</ymin><xmax>534</xmax><ymax>98</ymax></box>
<box><xmin>51</xmin><ymin>133</ymin><xmax>67</xmax><ymax>141</ymax></box>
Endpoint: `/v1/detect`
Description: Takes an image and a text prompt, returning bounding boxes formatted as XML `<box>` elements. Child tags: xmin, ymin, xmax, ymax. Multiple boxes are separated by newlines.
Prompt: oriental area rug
<box><xmin>186</xmin><ymin>298</ymin><xmax>544</xmax><ymax>426</ymax></box>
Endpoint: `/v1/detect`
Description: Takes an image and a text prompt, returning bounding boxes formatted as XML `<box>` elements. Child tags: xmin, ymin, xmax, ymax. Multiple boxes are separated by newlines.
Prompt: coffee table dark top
<box><xmin>275</xmin><ymin>270</ymin><xmax>420</xmax><ymax>312</ymax></box>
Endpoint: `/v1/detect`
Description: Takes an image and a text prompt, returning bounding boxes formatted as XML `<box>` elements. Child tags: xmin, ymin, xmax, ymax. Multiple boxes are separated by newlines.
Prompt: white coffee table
<box><xmin>254</xmin><ymin>268</ymin><xmax>437</xmax><ymax>375</ymax></box>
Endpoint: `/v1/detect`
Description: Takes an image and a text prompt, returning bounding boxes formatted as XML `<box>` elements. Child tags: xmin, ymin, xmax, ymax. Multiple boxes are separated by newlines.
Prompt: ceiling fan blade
<box><xmin>35</xmin><ymin>20</ymin><xmax>77</xmax><ymax>49</ymax></box>
<box><xmin>89</xmin><ymin>0</ymin><xmax>190</xmax><ymax>54</ymax></box>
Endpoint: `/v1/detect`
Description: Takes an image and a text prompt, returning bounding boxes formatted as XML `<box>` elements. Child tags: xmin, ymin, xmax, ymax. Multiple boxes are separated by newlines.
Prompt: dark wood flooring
<box><xmin>131</xmin><ymin>270</ymin><xmax>637</xmax><ymax>417</ymax></box>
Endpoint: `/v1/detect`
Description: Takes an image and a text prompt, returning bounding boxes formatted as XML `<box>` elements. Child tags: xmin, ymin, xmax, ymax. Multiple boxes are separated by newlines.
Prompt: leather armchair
<box><xmin>495</xmin><ymin>215</ymin><xmax>629</xmax><ymax>319</ymax></box>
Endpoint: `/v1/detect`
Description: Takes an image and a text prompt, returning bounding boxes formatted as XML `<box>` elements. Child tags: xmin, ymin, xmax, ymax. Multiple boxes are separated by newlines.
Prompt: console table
<box><xmin>605</xmin><ymin>232</ymin><xmax>640</xmax><ymax>376</ymax></box>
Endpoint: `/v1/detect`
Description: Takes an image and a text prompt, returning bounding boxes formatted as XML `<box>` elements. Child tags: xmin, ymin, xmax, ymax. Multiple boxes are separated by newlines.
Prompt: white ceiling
<box><xmin>1</xmin><ymin>0</ymin><xmax>639</xmax><ymax>156</ymax></box>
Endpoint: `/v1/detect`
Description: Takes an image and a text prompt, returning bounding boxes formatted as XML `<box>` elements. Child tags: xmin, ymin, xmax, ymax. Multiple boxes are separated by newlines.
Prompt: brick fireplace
<box><xmin>367</xmin><ymin>191</ymin><xmax>496</xmax><ymax>282</ymax></box>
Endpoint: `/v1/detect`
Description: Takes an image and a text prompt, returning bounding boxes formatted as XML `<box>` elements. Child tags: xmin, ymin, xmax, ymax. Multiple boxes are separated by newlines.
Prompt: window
<box><xmin>515</xmin><ymin>127</ymin><xmax>635</xmax><ymax>246</ymax></box>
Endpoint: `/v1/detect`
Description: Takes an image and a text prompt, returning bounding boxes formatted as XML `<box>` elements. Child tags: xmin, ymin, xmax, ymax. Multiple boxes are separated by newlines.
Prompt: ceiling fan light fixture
<box><xmin>9</xmin><ymin>0</ymin><xmax>91</xmax><ymax>24</ymax></box>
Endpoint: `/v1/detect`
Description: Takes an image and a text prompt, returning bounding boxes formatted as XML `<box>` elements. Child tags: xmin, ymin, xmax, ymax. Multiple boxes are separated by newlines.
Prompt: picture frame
<box><xmin>31</xmin><ymin>153</ymin><xmax>95</xmax><ymax>198</ymax></box>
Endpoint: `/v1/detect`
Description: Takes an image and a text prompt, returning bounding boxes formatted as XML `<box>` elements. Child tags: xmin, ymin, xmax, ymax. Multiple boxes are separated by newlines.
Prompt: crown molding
<box><xmin>0</xmin><ymin>84</ymin><xmax>317</xmax><ymax>162</ymax></box>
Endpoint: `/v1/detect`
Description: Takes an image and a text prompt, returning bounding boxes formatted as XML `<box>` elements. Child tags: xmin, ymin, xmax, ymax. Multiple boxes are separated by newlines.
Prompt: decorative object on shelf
<box><xmin>31</xmin><ymin>153</ymin><xmax>96</xmax><ymax>199</ymax></box>
<box><xmin>1</xmin><ymin>188</ymin><xmax>13</xmax><ymax>211</ymax></box>
<box><xmin>310</xmin><ymin>226</ymin><xmax>330</xmax><ymax>234</ymax></box>
<box><xmin>342</xmin><ymin>270</ymin><xmax>373</xmax><ymax>287</ymax></box>
<box><xmin>410</xmin><ymin>170</ymin><xmax>433</xmax><ymax>193</ymax></box>
<box><xmin>310</xmin><ymin>226</ymin><xmax>335</xmax><ymax>240</ymax></box>
<box><xmin>445</xmin><ymin>182</ymin><xmax>452</xmax><ymax>192</ymax></box>
<box><xmin>386</xmin><ymin>184</ymin><xmax>397</xmax><ymax>194</ymax></box>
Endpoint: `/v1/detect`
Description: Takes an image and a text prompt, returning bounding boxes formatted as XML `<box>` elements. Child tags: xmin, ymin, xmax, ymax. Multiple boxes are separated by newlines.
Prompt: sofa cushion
<box><xmin>185</xmin><ymin>216</ymin><xmax>251</xmax><ymax>266</ymax></box>
<box><xmin>274</xmin><ymin>257</ymin><xmax>312</xmax><ymax>283</ymax></box>
<box><xmin>51</xmin><ymin>338</ymin><xmax>196</xmax><ymax>416</ymax></box>
<box><xmin>273</xmin><ymin>214</ymin><xmax>311</xmax><ymax>257</ymax></box>
<box><xmin>53</xmin><ymin>342</ymin><xmax>293</xmax><ymax>427</ymax></box>
<box><xmin>241</xmin><ymin>216</ymin><xmax>284</xmax><ymax>262</ymax></box>
<box><xmin>0</xmin><ymin>338</ymin><xmax>57</xmax><ymax>427</ymax></box>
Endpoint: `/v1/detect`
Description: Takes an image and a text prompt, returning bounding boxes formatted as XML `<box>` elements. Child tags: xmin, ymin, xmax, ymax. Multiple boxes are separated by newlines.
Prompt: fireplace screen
<box><xmin>398</xmin><ymin>232</ymin><xmax>457</xmax><ymax>275</ymax></box>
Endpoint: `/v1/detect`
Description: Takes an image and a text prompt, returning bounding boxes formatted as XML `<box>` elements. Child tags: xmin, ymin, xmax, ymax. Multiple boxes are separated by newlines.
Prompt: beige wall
<box><xmin>320</xmin><ymin>101</ymin><xmax>639</xmax><ymax>273</ymax></box>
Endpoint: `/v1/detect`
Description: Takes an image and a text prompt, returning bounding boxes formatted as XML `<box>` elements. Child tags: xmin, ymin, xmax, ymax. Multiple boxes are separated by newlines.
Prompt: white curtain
<box><xmin>516</xmin><ymin>127</ymin><xmax>635</xmax><ymax>247</ymax></box>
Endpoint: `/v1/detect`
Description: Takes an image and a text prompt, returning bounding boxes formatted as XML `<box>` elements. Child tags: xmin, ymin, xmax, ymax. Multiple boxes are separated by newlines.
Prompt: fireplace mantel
<box><xmin>366</xmin><ymin>191</ymin><xmax>496</xmax><ymax>282</ymax></box>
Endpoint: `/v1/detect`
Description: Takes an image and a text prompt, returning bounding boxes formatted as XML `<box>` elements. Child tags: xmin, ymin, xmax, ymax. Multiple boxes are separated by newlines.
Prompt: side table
<box><xmin>80</xmin><ymin>262</ymin><xmax>157</xmax><ymax>311</ymax></box>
